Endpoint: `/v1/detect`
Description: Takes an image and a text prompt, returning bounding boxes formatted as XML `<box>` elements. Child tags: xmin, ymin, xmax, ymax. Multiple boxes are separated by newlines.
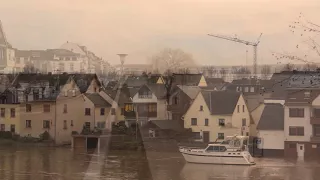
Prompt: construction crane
<box><xmin>207</xmin><ymin>33</ymin><xmax>262</xmax><ymax>77</ymax></box>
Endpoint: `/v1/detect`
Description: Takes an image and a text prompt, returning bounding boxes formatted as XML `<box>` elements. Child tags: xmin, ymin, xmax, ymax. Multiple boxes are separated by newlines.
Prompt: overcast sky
<box><xmin>1</xmin><ymin>0</ymin><xmax>320</xmax><ymax>66</ymax></box>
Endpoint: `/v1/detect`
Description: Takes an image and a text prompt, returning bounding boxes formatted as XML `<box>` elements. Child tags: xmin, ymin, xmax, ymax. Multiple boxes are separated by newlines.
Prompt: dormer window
<box><xmin>72</xmin><ymin>90</ymin><xmax>76</xmax><ymax>97</ymax></box>
<box><xmin>304</xmin><ymin>91</ymin><xmax>311</xmax><ymax>98</ymax></box>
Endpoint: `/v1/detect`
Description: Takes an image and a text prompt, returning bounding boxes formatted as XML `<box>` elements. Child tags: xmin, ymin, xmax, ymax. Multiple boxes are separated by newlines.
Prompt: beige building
<box><xmin>0</xmin><ymin>104</ymin><xmax>20</xmax><ymax>134</ymax></box>
<box><xmin>55</xmin><ymin>75</ymin><xmax>102</xmax><ymax>144</ymax></box>
<box><xmin>184</xmin><ymin>91</ymin><xmax>250</xmax><ymax>142</ymax></box>
<box><xmin>19</xmin><ymin>101</ymin><xmax>56</xmax><ymax>139</ymax></box>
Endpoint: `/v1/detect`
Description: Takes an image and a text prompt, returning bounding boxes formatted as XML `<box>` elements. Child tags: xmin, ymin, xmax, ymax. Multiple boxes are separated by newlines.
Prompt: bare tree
<box><xmin>23</xmin><ymin>62</ymin><xmax>39</xmax><ymax>73</ymax></box>
<box><xmin>150</xmin><ymin>48</ymin><xmax>195</xmax><ymax>74</ymax></box>
<box><xmin>272</xmin><ymin>13</ymin><xmax>320</xmax><ymax>65</ymax></box>
<box><xmin>235</xmin><ymin>67</ymin><xmax>251</xmax><ymax>79</ymax></box>
<box><xmin>219</xmin><ymin>68</ymin><xmax>227</xmax><ymax>80</ymax></box>
<box><xmin>303</xmin><ymin>63</ymin><xmax>318</xmax><ymax>71</ymax></box>
<box><xmin>177</xmin><ymin>68</ymin><xmax>190</xmax><ymax>74</ymax></box>
<box><xmin>261</xmin><ymin>65</ymin><xmax>271</xmax><ymax>79</ymax></box>
<box><xmin>282</xmin><ymin>63</ymin><xmax>295</xmax><ymax>71</ymax></box>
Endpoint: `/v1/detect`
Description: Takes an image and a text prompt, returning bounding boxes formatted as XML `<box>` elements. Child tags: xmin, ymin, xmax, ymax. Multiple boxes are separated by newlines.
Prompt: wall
<box><xmin>19</xmin><ymin>102</ymin><xmax>56</xmax><ymax>139</ymax></box>
<box><xmin>284</xmin><ymin>106</ymin><xmax>312</xmax><ymax>142</ymax></box>
<box><xmin>198</xmin><ymin>75</ymin><xmax>207</xmax><ymax>87</ymax></box>
<box><xmin>0</xmin><ymin>104</ymin><xmax>20</xmax><ymax>134</ymax></box>
<box><xmin>154</xmin><ymin>99</ymin><xmax>168</xmax><ymax>120</ymax></box>
<box><xmin>94</xmin><ymin>107</ymin><xmax>110</xmax><ymax>128</ymax></box>
<box><xmin>250</xmin><ymin>104</ymin><xmax>265</xmax><ymax>136</ymax></box>
<box><xmin>55</xmin><ymin>79</ymin><xmax>86</xmax><ymax>144</ymax></box>
<box><xmin>257</xmin><ymin>130</ymin><xmax>284</xmax><ymax>150</ymax></box>
<box><xmin>184</xmin><ymin>92</ymin><xmax>238</xmax><ymax>141</ymax></box>
<box><xmin>231</xmin><ymin>94</ymin><xmax>251</xmax><ymax>136</ymax></box>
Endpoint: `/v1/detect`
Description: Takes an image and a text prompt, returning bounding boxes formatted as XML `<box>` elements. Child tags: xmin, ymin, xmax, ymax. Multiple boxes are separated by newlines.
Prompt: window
<box><xmin>242</xmin><ymin>118</ymin><xmax>247</xmax><ymax>126</ymax></box>
<box><xmin>121</xmin><ymin>108</ymin><xmax>124</xmax><ymax>115</ymax></box>
<box><xmin>59</xmin><ymin>63</ymin><xmax>65</xmax><ymax>72</ymax></box>
<box><xmin>43</xmin><ymin>120</ymin><xmax>50</xmax><ymax>129</ymax></box>
<box><xmin>304</xmin><ymin>91</ymin><xmax>311</xmax><ymax>98</ymax></box>
<box><xmin>138</xmin><ymin>90</ymin><xmax>152</xmax><ymax>99</ymax></box>
<box><xmin>237</xmin><ymin>105</ymin><xmax>239</xmax><ymax>113</ymax></box>
<box><xmin>72</xmin><ymin>57</ymin><xmax>77</xmax><ymax>60</ymax></box>
<box><xmin>191</xmin><ymin>118</ymin><xmax>197</xmax><ymax>126</ymax></box>
<box><xmin>218</xmin><ymin>133</ymin><xmax>224</xmax><ymax>139</ymax></box>
<box><xmin>43</xmin><ymin>104</ymin><xmax>50</xmax><ymax>112</ymax></box>
<box><xmin>289</xmin><ymin>108</ymin><xmax>304</xmax><ymax>117</ymax></box>
<box><xmin>314</xmin><ymin>109</ymin><xmax>320</xmax><ymax>118</ymax></box>
<box><xmin>289</xmin><ymin>126</ymin><xmax>304</xmax><ymax>136</ymax></box>
<box><xmin>174</xmin><ymin>96</ymin><xmax>179</xmax><ymax>105</ymax></box>
<box><xmin>250</xmin><ymin>87</ymin><xmax>255</xmax><ymax>92</ymax></box>
<box><xmin>314</xmin><ymin>125</ymin><xmax>320</xmax><ymax>136</ymax></box>
<box><xmin>26</xmin><ymin>120</ymin><xmax>31</xmax><ymax>128</ymax></box>
<box><xmin>236</xmin><ymin>86</ymin><xmax>240</xmax><ymax>92</ymax></box>
<box><xmin>218</xmin><ymin>119</ymin><xmax>225</xmax><ymax>126</ymax></box>
<box><xmin>97</xmin><ymin>122</ymin><xmax>106</xmax><ymax>129</ymax></box>
<box><xmin>85</xmin><ymin>122</ymin><xmax>90</xmax><ymax>129</ymax></box>
<box><xmin>244</xmin><ymin>87</ymin><xmax>249</xmax><ymax>92</ymax></box>
<box><xmin>148</xmin><ymin>104</ymin><xmax>157</xmax><ymax>112</ymax></box>
<box><xmin>0</xmin><ymin>108</ymin><xmax>5</xmax><ymax>117</ymax></box>
<box><xmin>10</xmin><ymin>125</ymin><xmax>15</xmax><ymax>133</ymax></box>
<box><xmin>192</xmin><ymin>132</ymin><xmax>201</xmax><ymax>139</ymax></box>
<box><xmin>63</xmin><ymin>120</ymin><xmax>67</xmax><ymax>129</ymax></box>
<box><xmin>0</xmin><ymin>124</ymin><xmax>5</xmax><ymax>131</ymax></box>
<box><xmin>71</xmin><ymin>120</ymin><xmax>74</xmax><ymax>127</ymax></box>
<box><xmin>10</xmin><ymin>108</ymin><xmax>15</xmax><ymax>118</ymax></box>
<box><xmin>205</xmin><ymin>118</ymin><xmax>209</xmax><ymax>126</ymax></box>
<box><xmin>111</xmin><ymin>108</ymin><xmax>116</xmax><ymax>115</ymax></box>
<box><xmin>85</xmin><ymin>108</ymin><xmax>91</xmax><ymax>116</ymax></box>
<box><xmin>125</xmin><ymin>104</ymin><xmax>134</xmax><ymax>111</ymax></box>
<box><xmin>26</xmin><ymin>104</ymin><xmax>31</xmax><ymax>112</ymax></box>
<box><xmin>200</xmin><ymin>105</ymin><xmax>203</xmax><ymax>111</ymax></box>
<box><xmin>33</xmin><ymin>89</ymin><xmax>39</xmax><ymax>100</ymax></box>
<box><xmin>63</xmin><ymin>104</ymin><xmax>67</xmax><ymax>113</ymax></box>
<box><xmin>243</xmin><ymin>105</ymin><xmax>245</xmax><ymax>112</ymax></box>
<box><xmin>72</xmin><ymin>90</ymin><xmax>76</xmax><ymax>97</ymax></box>
<box><xmin>66</xmin><ymin>57</ymin><xmax>70</xmax><ymax>60</ymax></box>
<box><xmin>100</xmin><ymin>108</ymin><xmax>105</xmax><ymax>115</ymax></box>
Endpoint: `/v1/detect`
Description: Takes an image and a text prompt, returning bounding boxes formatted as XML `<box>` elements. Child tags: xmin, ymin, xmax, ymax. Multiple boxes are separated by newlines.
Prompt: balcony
<box><xmin>310</xmin><ymin>117</ymin><xmax>320</xmax><ymax>125</ymax></box>
<box><xmin>310</xmin><ymin>136</ymin><xmax>320</xmax><ymax>142</ymax></box>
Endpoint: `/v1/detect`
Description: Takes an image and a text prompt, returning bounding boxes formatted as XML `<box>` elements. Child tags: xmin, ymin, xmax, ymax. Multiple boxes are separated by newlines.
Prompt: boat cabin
<box><xmin>211</xmin><ymin>135</ymin><xmax>249</xmax><ymax>152</ymax></box>
<box><xmin>205</xmin><ymin>145</ymin><xmax>227</xmax><ymax>152</ymax></box>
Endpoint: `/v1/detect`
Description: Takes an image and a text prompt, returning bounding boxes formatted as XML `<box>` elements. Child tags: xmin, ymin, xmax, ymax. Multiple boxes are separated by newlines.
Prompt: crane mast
<box><xmin>207</xmin><ymin>33</ymin><xmax>262</xmax><ymax>77</ymax></box>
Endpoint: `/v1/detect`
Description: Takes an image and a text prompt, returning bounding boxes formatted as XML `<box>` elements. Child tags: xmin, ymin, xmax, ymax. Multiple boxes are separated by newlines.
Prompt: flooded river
<box><xmin>1</xmin><ymin>146</ymin><xmax>320</xmax><ymax>180</ymax></box>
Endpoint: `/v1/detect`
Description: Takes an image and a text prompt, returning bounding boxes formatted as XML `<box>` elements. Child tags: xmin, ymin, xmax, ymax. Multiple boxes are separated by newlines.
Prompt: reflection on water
<box><xmin>0</xmin><ymin>146</ymin><xmax>151</xmax><ymax>180</ymax></box>
<box><xmin>2</xmin><ymin>146</ymin><xmax>320</xmax><ymax>180</ymax></box>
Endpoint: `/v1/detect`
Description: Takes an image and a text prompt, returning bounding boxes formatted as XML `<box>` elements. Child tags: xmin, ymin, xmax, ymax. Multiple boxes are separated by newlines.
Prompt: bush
<box><xmin>39</xmin><ymin>131</ymin><xmax>50</xmax><ymax>141</ymax></box>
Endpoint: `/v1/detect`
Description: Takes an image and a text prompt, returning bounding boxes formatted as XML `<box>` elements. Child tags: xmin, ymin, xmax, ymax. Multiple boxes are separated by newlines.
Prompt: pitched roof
<box><xmin>177</xmin><ymin>85</ymin><xmax>200</xmax><ymax>99</ymax></box>
<box><xmin>172</xmin><ymin>73</ymin><xmax>203</xmax><ymax>86</ymax></box>
<box><xmin>244</xmin><ymin>94</ymin><xmax>264</xmax><ymax>112</ymax></box>
<box><xmin>72</xmin><ymin>74</ymin><xmax>100</xmax><ymax>93</ymax></box>
<box><xmin>257</xmin><ymin>103</ymin><xmax>284</xmax><ymax>130</ymax></box>
<box><xmin>201</xmin><ymin>91</ymin><xmax>241</xmax><ymax>115</ymax></box>
<box><xmin>147</xmin><ymin>84</ymin><xmax>166</xmax><ymax>99</ymax></box>
<box><xmin>205</xmin><ymin>77</ymin><xmax>225</xmax><ymax>85</ymax></box>
<box><xmin>85</xmin><ymin>93</ymin><xmax>111</xmax><ymax>107</ymax></box>
<box><xmin>149</xmin><ymin>120</ymin><xmax>184</xmax><ymax>132</ymax></box>
<box><xmin>269</xmin><ymin>72</ymin><xmax>293</xmax><ymax>99</ymax></box>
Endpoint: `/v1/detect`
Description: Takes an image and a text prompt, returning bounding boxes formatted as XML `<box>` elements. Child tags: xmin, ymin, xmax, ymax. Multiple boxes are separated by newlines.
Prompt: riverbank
<box><xmin>0</xmin><ymin>138</ymin><xmax>62</xmax><ymax>148</ymax></box>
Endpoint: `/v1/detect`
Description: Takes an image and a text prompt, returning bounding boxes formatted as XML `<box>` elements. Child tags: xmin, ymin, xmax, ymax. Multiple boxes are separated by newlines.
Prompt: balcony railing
<box><xmin>310</xmin><ymin>117</ymin><xmax>320</xmax><ymax>124</ymax></box>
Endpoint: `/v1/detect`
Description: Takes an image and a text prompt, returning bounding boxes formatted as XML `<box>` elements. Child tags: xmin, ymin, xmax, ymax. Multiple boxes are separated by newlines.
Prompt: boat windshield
<box><xmin>221</xmin><ymin>140</ymin><xmax>230</xmax><ymax>144</ymax></box>
<box><xmin>206</xmin><ymin>145</ymin><xmax>227</xmax><ymax>152</ymax></box>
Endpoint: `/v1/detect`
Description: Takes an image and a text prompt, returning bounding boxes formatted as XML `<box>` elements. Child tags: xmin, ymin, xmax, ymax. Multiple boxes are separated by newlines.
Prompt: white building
<box><xmin>0</xmin><ymin>21</ymin><xmax>16</xmax><ymax>73</ymax></box>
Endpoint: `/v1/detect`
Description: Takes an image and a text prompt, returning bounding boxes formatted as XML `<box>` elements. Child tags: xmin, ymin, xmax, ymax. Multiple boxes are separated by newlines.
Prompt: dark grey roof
<box><xmin>287</xmin><ymin>73</ymin><xmax>320</xmax><ymax>89</ymax></box>
<box><xmin>202</xmin><ymin>91</ymin><xmax>241</xmax><ymax>115</ymax></box>
<box><xmin>257</xmin><ymin>103</ymin><xmax>284</xmax><ymax>130</ymax></box>
<box><xmin>177</xmin><ymin>85</ymin><xmax>200</xmax><ymax>99</ymax></box>
<box><xmin>147</xmin><ymin>84</ymin><xmax>166</xmax><ymax>99</ymax></box>
<box><xmin>85</xmin><ymin>93</ymin><xmax>111</xmax><ymax>107</ymax></box>
<box><xmin>150</xmin><ymin>120</ymin><xmax>184</xmax><ymax>132</ymax></box>
<box><xmin>244</xmin><ymin>94</ymin><xmax>264</xmax><ymax>112</ymax></box>
<box><xmin>172</xmin><ymin>74</ymin><xmax>203</xmax><ymax>86</ymax></box>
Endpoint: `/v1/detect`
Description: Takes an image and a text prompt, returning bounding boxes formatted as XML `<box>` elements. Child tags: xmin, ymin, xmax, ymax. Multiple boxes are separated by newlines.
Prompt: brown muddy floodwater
<box><xmin>1</xmin><ymin>146</ymin><xmax>320</xmax><ymax>180</ymax></box>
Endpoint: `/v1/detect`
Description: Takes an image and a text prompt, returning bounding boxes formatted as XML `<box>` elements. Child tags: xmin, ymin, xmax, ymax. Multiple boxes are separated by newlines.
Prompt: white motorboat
<box><xmin>179</xmin><ymin>135</ymin><xmax>255</xmax><ymax>165</ymax></box>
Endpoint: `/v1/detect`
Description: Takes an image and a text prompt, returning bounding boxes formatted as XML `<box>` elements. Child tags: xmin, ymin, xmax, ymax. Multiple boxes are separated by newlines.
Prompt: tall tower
<box><xmin>117</xmin><ymin>54</ymin><xmax>127</xmax><ymax>77</ymax></box>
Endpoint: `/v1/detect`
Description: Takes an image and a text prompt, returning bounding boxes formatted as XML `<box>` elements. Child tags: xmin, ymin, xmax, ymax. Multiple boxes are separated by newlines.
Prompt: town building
<box><xmin>184</xmin><ymin>91</ymin><xmax>250</xmax><ymax>142</ymax></box>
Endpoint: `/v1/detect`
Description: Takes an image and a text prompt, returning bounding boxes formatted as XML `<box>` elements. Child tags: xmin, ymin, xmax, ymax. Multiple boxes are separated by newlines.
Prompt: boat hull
<box><xmin>180</xmin><ymin>151</ymin><xmax>255</xmax><ymax>165</ymax></box>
